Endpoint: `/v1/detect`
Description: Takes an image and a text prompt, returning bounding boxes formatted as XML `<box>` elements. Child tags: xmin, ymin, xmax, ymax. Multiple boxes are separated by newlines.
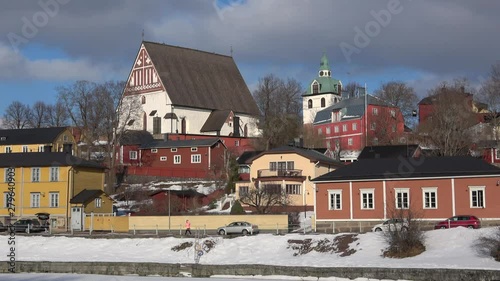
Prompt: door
<box><xmin>71</xmin><ymin>207</ymin><xmax>82</xmax><ymax>230</ymax></box>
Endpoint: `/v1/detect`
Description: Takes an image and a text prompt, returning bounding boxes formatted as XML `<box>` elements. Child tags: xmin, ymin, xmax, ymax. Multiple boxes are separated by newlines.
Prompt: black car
<box><xmin>0</xmin><ymin>222</ymin><xmax>7</xmax><ymax>232</ymax></box>
<box><xmin>10</xmin><ymin>219</ymin><xmax>44</xmax><ymax>233</ymax></box>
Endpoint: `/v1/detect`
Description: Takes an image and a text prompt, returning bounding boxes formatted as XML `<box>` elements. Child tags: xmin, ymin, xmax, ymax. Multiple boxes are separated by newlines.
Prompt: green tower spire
<box><xmin>319</xmin><ymin>53</ymin><xmax>330</xmax><ymax>71</ymax></box>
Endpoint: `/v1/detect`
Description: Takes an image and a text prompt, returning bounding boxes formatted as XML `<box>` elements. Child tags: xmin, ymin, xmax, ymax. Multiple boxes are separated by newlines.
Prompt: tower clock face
<box><xmin>320</xmin><ymin>71</ymin><xmax>324</xmax><ymax>76</ymax></box>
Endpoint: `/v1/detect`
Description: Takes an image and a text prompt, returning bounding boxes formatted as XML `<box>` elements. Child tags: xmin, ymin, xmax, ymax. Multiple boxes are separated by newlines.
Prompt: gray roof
<box><xmin>0</xmin><ymin>127</ymin><xmax>68</xmax><ymax>145</ymax></box>
<box><xmin>0</xmin><ymin>152</ymin><xmax>105</xmax><ymax>169</ymax></box>
<box><xmin>200</xmin><ymin>110</ymin><xmax>231</xmax><ymax>132</ymax></box>
<box><xmin>70</xmin><ymin>189</ymin><xmax>104</xmax><ymax>204</ymax></box>
<box><xmin>119</xmin><ymin>130</ymin><xmax>154</xmax><ymax>145</ymax></box>
<box><xmin>314</xmin><ymin>95</ymin><xmax>393</xmax><ymax>125</ymax></box>
<box><xmin>142</xmin><ymin>41</ymin><xmax>261</xmax><ymax>117</ymax></box>
<box><xmin>140</xmin><ymin>138</ymin><xmax>223</xmax><ymax>149</ymax></box>
<box><xmin>251</xmin><ymin>146</ymin><xmax>343</xmax><ymax>166</ymax></box>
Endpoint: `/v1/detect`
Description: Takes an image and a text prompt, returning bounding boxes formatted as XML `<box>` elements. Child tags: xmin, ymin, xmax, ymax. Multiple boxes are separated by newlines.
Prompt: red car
<box><xmin>434</xmin><ymin>215</ymin><xmax>481</xmax><ymax>229</ymax></box>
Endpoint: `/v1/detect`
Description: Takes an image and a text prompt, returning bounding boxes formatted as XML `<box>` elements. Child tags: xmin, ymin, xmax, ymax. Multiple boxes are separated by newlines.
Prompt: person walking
<box><xmin>184</xmin><ymin>219</ymin><xmax>192</xmax><ymax>236</ymax></box>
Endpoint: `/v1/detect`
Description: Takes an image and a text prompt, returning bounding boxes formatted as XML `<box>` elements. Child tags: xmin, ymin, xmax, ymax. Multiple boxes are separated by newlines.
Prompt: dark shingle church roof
<box><xmin>142</xmin><ymin>41</ymin><xmax>261</xmax><ymax>117</ymax></box>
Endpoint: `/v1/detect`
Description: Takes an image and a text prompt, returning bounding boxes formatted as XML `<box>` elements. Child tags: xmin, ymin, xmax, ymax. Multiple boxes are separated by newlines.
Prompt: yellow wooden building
<box><xmin>0</xmin><ymin>127</ymin><xmax>76</xmax><ymax>154</ymax></box>
<box><xmin>0</xmin><ymin>152</ymin><xmax>113</xmax><ymax>231</ymax></box>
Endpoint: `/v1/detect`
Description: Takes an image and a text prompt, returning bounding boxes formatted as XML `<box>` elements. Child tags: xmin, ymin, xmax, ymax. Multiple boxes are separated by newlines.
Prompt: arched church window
<box><xmin>312</xmin><ymin>82</ymin><xmax>319</xmax><ymax>94</ymax></box>
<box><xmin>308</xmin><ymin>99</ymin><xmax>313</xmax><ymax>109</ymax></box>
<box><xmin>321</xmin><ymin>98</ymin><xmax>325</xmax><ymax>108</ymax></box>
<box><xmin>141</xmin><ymin>96</ymin><xmax>146</xmax><ymax>104</ymax></box>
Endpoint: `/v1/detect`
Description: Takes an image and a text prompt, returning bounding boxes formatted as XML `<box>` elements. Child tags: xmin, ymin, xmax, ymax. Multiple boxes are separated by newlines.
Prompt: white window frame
<box><xmin>360</xmin><ymin>188</ymin><xmax>375</xmax><ymax>210</ymax></box>
<box><xmin>30</xmin><ymin>193</ymin><xmax>40</xmax><ymax>208</ymax></box>
<box><xmin>390</xmin><ymin>110</ymin><xmax>396</xmax><ymax>118</ymax></box>
<box><xmin>372</xmin><ymin>107</ymin><xmax>378</xmax><ymax>115</ymax></box>
<box><xmin>469</xmin><ymin>186</ymin><xmax>485</xmax><ymax>208</ymax></box>
<box><xmin>326</xmin><ymin>127</ymin><xmax>331</xmax><ymax>134</ymax></box>
<box><xmin>38</xmin><ymin>145</ymin><xmax>44</xmax><ymax>152</ymax></box>
<box><xmin>31</xmin><ymin>167</ymin><xmax>40</xmax><ymax>182</ymax></box>
<box><xmin>496</xmin><ymin>149</ymin><xmax>500</xmax><ymax>160</ymax></box>
<box><xmin>348</xmin><ymin>138</ymin><xmax>353</xmax><ymax>146</ymax></box>
<box><xmin>328</xmin><ymin>189</ymin><xmax>342</xmax><ymax>210</ymax></box>
<box><xmin>342</xmin><ymin>124</ymin><xmax>347</xmax><ymax>132</ymax></box>
<box><xmin>395</xmin><ymin>188</ymin><xmax>410</xmax><ymax>209</ymax></box>
<box><xmin>129</xmin><ymin>151</ymin><xmax>138</xmax><ymax>160</ymax></box>
<box><xmin>191</xmin><ymin>147</ymin><xmax>198</xmax><ymax>152</ymax></box>
<box><xmin>235</xmin><ymin>140</ymin><xmax>240</xmax><ymax>147</ymax></box>
<box><xmin>422</xmin><ymin>187</ymin><xmax>438</xmax><ymax>209</ymax></box>
<box><xmin>285</xmin><ymin>184</ymin><xmax>301</xmax><ymax>195</ymax></box>
<box><xmin>171</xmin><ymin>148</ymin><xmax>177</xmax><ymax>152</ymax></box>
<box><xmin>174</xmin><ymin>155</ymin><xmax>181</xmax><ymax>164</ymax></box>
<box><xmin>191</xmin><ymin>154</ymin><xmax>201</xmax><ymax>163</ymax></box>
<box><xmin>160</xmin><ymin>156</ymin><xmax>167</xmax><ymax>161</ymax></box>
<box><xmin>370</xmin><ymin>122</ymin><xmax>376</xmax><ymax>130</ymax></box>
<box><xmin>49</xmin><ymin>192</ymin><xmax>59</xmax><ymax>208</ymax></box>
<box><xmin>151</xmin><ymin>148</ymin><xmax>158</xmax><ymax>153</ymax></box>
<box><xmin>334</xmin><ymin>126</ymin><xmax>339</xmax><ymax>133</ymax></box>
<box><xmin>318</xmin><ymin>128</ymin><xmax>322</xmax><ymax>135</ymax></box>
<box><xmin>5</xmin><ymin>146</ymin><xmax>12</xmax><ymax>153</ymax></box>
<box><xmin>352</xmin><ymin>123</ymin><xmax>357</xmax><ymax>131</ymax></box>
<box><xmin>50</xmin><ymin>167</ymin><xmax>59</xmax><ymax>182</ymax></box>
<box><xmin>3</xmin><ymin>192</ymin><xmax>9</xmax><ymax>208</ymax></box>
<box><xmin>22</xmin><ymin>145</ymin><xmax>28</xmax><ymax>152</ymax></box>
<box><xmin>95</xmin><ymin>198</ymin><xmax>102</xmax><ymax>208</ymax></box>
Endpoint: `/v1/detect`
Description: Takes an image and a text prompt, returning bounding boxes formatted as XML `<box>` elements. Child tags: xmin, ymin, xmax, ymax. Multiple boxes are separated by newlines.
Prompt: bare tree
<box><xmin>368</xmin><ymin>106</ymin><xmax>404</xmax><ymax>145</ymax></box>
<box><xmin>2</xmin><ymin>101</ymin><xmax>31</xmax><ymax>129</ymax></box>
<box><xmin>252</xmin><ymin>74</ymin><xmax>303</xmax><ymax>150</ymax></box>
<box><xmin>478</xmin><ymin>63</ymin><xmax>500</xmax><ymax>140</ymax></box>
<box><xmin>28</xmin><ymin>101</ymin><xmax>49</xmax><ymax>128</ymax></box>
<box><xmin>239</xmin><ymin>181</ymin><xmax>291</xmax><ymax>214</ymax></box>
<box><xmin>342</xmin><ymin>81</ymin><xmax>362</xmax><ymax>99</ymax></box>
<box><xmin>46</xmin><ymin>100</ymin><xmax>69</xmax><ymax>127</ymax></box>
<box><xmin>417</xmin><ymin>82</ymin><xmax>478</xmax><ymax>156</ymax></box>
<box><xmin>374</xmin><ymin>81</ymin><xmax>418</xmax><ymax>126</ymax></box>
<box><xmin>301</xmin><ymin>123</ymin><xmax>325</xmax><ymax>148</ymax></box>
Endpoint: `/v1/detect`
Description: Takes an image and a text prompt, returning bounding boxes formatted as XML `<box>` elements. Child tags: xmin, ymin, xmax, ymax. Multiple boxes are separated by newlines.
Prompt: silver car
<box><xmin>217</xmin><ymin>221</ymin><xmax>259</xmax><ymax>235</ymax></box>
<box><xmin>372</xmin><ymin>218</ymin><xmax>408</xmax><ymax>232</ymax></box>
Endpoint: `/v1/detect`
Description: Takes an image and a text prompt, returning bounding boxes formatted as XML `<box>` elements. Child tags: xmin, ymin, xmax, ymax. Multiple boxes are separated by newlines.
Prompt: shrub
<box><xmin>383</xmin><ymin>208</ymin><xmax>426</xmax><ymax>258</ymax></box>
<box><xmin>230</xmin><ymin>200</ymin><xmax>245</xmax><ymax>215</ymax></box>
<box><xmin>476</xmin><ymin>227</ymin><xmax>500</xmax><ymax>262</ymax></box>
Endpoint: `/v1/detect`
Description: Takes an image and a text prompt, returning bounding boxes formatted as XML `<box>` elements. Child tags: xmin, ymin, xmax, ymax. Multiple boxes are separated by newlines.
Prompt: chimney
<box><xmin>233</xmin><ymin>116</ymin><xmax>240</xmax><ymax>137</ymax></box>
<box><xmin>43</xmin><ymin>145</ymin><xmax>52</xmax><ymax>153</ymax></box>
<box><xmin>63</xmin><ymin>143</ymin><xmax>72</xmax><ymax>154</ymax></box>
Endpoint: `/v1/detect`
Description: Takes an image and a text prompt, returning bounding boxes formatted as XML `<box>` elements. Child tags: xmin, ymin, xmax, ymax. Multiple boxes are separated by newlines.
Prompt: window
<box><xmin>496</xmin><ymin>149</ymin><xmax>500</xmax><ymax>160</ymax></box>
<box><xmin>3</xmin><ymin>192</ymin><xmax>10</xmax><ymax>208</ymax></box>
<box><xmin>352</xmin><ymin>123</ymin><xmax>357</xmax><ymax>130</ymax></box>
<box><xmin>31</xmin><ymin>168</ymin><xmax>40</xmax><ymax>182</ymax></box>
<box><xmin>318</xmin><ymin>128</ymin><xmax>322</xmax><ymax>135</ymax></box>
<box><xmin>151</xmin><ymin>149</ymin><xmax>158</xmax><ymax>153</ymax></box>
<box><xmin>191</xmin><ymin>147</ymin><xmax>198</xmax><ymax>152</ymax></box>
<box><xmin>334</xmin><ymin>126</ymin><xmax>339</xmax><ymax>133</ymax></box>
<box><xmin>370</xmin><ymin>122</ymin><xmax>376</xmax><ymax>130</ymax></box>
<box><xmin>153</xmin><ymin>117</ymin><xmax>161</xmax><ymax>134</ymax></box>
<box><xmin>326</xmin><ymin>127</ymin><xmax>331</xmax><ymax>134</ymax></box>
<box><xmin>191</xmin><ymin>154</ymin><xmax>201</xmax><ymax>163</ymax></box>
<box><xmin>328</xmin><ymin>190</ymin><xmax>342</xmax><ymax>210</ymax></box>
<box><xmin>286</xmin><ymin>184</ymin><xmax>301</xmax><ymax>195</ymax></box>
<box><xmin>342</xmin><ymin>124</ymin><xmax>347</xmax><ymax>132</ymax></box>
<box><xmin>312</xmin><ymin>82</ymin><xmax>318</xmax><ymax>94</ymax></box>
<box><xmin>63</xmin><ymin>135</ymin><xmax>68</xmax><ymax>142</ymax></box>
<box><xmin>263</xmin><ymin>184</ymin><xmax>281</xmax><ymax>194</ymax></box>
<box><xmin>422</xmin><ymin>187</ymin><xmax>437</xmax><ymax>209</ymax></box>
<box><xmin>395</xmin><ymin>188</ymin><xmax>409</xmax><ymax>209</ymax></box>
<box><xmin>50</xmin><ymin>192</ymin><xmax>59</xmax><ymax>207</ymax></box>
<box><xmin>372</xmin><ymin>107</ymin><xmax>378</xmax><ymax>115</ymax></box>
<box><xmin>360</xmin><ymin>189</ymin><xmax>374</xmax><ymax>209</ymax></box>
<box><xmin>348</xmin><ymin>138</ymin><xmax>353</xmax><ymax>146</ymax></box>
<box><xmin>235</xmin><ymin>140</ymin><xmax>240</xmax><ymax>147</ymax></box>
<box><xmin>30</xmin><ymin>193</ymin><xmax>40</xmax><ymax>208</ymax></box>
<box><xmin>5</xmin><ymin>146</ymin><xmax>12</xmax><ymax>153</ymax></box>
<box><xmin>171</xmin><ymin>148</ymin><xmax>177</xmax><ymax>152</ymax></box>
<box><xmin>469</xmin><ymin>186</ymin><xmax>485</xmax><ymax>208</ymax></box>
<box><xmin>269</xmin><ymin>162</ymin><xmax>277</xmax><ymax>171</ymax></box>
<box><xmin>321</xmin><ymin>98</ymin><xmax>325</xmax><ymax>107</ymax></box>
<box><xmin>38</xmin><ymin>145</ymin><xmax>44</xmax><ymax>152</ymax></box>
<box><xmin>286</xmin><ymin>161</ymin><xmax>294</xmax><ymax>170</ymax></box>
<box><xmin>390</xmin><ymin>110</ymin><xmax>396</xmax><ymax>118</ymax></box>
<box><xmin>239</xmin><ymin>186</ymin><xmax>249</xmax><ymax>196</ymax></box>
<box><xmin>141</xmin><ymin>95</ymin><xmax>146</xmax><ymax>104</ymax></box>
<box><xmin>95</xmin><ymin>198</ymin><xmax>102</xmax><ymax>208</ymax></box>
<box><xmin>160</xmin><ymin>156</ymin><xmax>167</xmax><ymax>161</ymax></box>
<box><xmin>308</xmin><ymin>99</ymin><xmax>313</xmax><ymax>108</ymax></box>
<box><xmin>239</xmin><ymin>166</ymin><xmax>250</xmax><ymax>174</ymax></box>
<box><xmin>174</xmin><ymin>155</ymin><xmax>181</xmax><ymax>164</ymax></box>
<box><xmin>373</xmin><ymin>138</ymin><xmax>379</xmax><ymax>145</ymax></box>
<box><xmin>22</xmin><ymin>145</ymin><xmax>28</xmax><ymax>152</ymax></box>
<box><xmin>50</xmin><ymin>167</ymin><xmax>59</xmax><ymax>182</ymax></box>
<box><xmin>129</xmin><ymin>151</ymin><xmax>138</xmax><ymax>160</ymax></box>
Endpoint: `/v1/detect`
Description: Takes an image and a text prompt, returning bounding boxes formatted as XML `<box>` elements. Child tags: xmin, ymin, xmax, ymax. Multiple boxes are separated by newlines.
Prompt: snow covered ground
<box><xmin>0</xmin><ymin>227</ymin><xmax>498</xmax><ymax>270</ymax></box>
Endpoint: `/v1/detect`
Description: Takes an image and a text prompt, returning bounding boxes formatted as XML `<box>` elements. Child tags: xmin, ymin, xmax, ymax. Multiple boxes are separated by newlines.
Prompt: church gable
<box><xmin>124</xmin><ymin>44</ymin><xmax>165</xmax><ymax>95</ymax></box>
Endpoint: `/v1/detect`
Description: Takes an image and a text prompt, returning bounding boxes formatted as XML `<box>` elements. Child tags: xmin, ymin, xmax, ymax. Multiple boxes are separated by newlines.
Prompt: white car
<box><xmin>372</xmin><ymin>219</ymin><xmax>408</xmax><ymax>232</ymax></box>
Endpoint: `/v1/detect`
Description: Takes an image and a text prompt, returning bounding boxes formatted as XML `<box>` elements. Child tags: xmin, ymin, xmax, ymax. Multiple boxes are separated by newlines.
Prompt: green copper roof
<box><xmin>319</xmin><ymin>54</ymin><xmax>330</xmax><ymax>71</ymax></box>
<box><xmin>306</xmin><ymin>77</ymin><xmax>342</xmax><ymax>95</ymax></box>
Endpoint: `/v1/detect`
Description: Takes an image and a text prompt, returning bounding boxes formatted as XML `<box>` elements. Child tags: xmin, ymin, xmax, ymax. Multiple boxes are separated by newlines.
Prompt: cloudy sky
<box><xmin>0</xmin><ymin>0</ymin><xmax>499</xmax><ymax>115</ymax></box>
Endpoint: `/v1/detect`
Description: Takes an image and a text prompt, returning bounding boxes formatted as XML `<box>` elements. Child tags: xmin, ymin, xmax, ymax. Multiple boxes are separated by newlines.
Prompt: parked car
<box><xmin>11</xmin><ymin>219</ymin><xmax>45</xmax><ymax>233</ymax></box>
<box><xmin>434</xmin><ymin>215</ymin><xmax>481</xmax><ymax>229</ymax></box>
<box><xmin>0</xmin><ymin>221</ymin><xmax>7</xmax><ymax>232</ymax></box>
<box><xmin>217</xmin><ymin>221</ymin><xmax>259</xmax><ymax>235</ymax></box>
<box><xmin>372</xmin><ymin>218</ymin><xmax>408</xmax><ymax>232</ymax></box>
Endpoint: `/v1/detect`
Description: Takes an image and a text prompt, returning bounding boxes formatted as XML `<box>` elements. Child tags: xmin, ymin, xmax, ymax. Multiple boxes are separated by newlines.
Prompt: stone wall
<box><xmin>1</xmin><ymin>262</ymin><xmax>499</xmax><ymax>281</ymax></box>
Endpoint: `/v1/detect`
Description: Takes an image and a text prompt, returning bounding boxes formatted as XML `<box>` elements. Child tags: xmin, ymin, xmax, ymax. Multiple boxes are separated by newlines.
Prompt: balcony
<box><xmin>257</xmin><ymin>169</ymin><xmax>303</xmax><ymax>178</ymax></box>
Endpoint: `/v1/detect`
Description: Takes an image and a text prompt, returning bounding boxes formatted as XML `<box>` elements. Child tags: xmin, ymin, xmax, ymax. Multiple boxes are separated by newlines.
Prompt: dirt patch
<box><xmin>171</xmin><ymin>241</ymin><xmax>193</xmax><ymax>252</ymax></box>
<box><xmin>383</xmin><ymin>241</ymin><xmax>426</xmax><ymax>258</ymax></box>
<box><xmin>202</xmin><ymin>238</ymin><xmax>218</xmax><ymax>253</ymax></box>
<box><xmin>287</xmin><ymin>234</ymin><xmax>359</xmax><ymax>257</ymax></box>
